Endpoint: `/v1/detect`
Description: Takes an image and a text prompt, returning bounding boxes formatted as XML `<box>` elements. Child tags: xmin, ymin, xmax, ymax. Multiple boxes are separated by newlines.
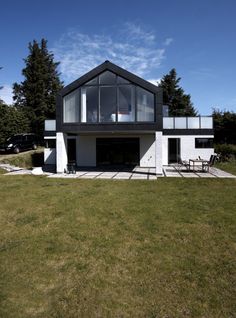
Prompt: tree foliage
<box><xmin>0</xmin><ymin>100</ymin><xmax>30</xmax><ymax>144</ymax></box>
<box><xmin>13</xmin><ymin>39</ymin><xmax>63</xmax><ymax>137</ymax></box>
<box><xmin>213</xmin><ymin>108</ymin><xmax>236</xmax><ymax>144</ymax></box>
<box><xmin>158</xmin><ymin>68</ymin><xmax>197</xmax><ymax>116</ymax></box>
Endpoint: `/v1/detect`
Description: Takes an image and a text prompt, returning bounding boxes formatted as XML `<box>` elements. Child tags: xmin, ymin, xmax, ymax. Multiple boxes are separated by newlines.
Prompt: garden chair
<box><xmin>175</xmin><ymin>158</ymin><xmax>190</xmax><ymax>172</ymax></box>
<box><xmin>202</xmin><ymin>155</ymin><xmax>217</xmax><ymax>172</ymax></box>
<box><xmin>67</xmin><ymin>162</ymin><xmax>76</xmax><ymax>174</ymax></box>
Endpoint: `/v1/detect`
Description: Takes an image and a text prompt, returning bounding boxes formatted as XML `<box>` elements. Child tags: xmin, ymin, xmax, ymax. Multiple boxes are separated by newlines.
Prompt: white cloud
<box><xmin>147</xmin><ymin>78</ymin><xmax>161</xmax><ymax>86</ymax></box>
<box><xmin>164</xmin><ymin>37</ymin><xmax>173</xmax><ymax>46</ymax></box>
<box><xmin>0</xmin><ymin>84</ymin><xmax>13</xmax><ymax>105</ymax></box>
<box><xmin>52</xmin><ymin>24</ymin><xmax>168</xmax><ymax>83</ymax></box>
<box><xmin>123</xmin><ymin>22</ymin><xmax>156</xmax><ymax>43</ymax></box>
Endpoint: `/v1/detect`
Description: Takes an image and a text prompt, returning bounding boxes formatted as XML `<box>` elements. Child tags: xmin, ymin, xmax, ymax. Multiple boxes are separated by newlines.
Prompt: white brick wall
<box><xmin>140</xmin><ymin>135</ymin><xmax>155</xmax><ymax>167</ymax></box>
<box><xmin>162</xmin><ymin>135</ymin><xmax>214</xmax><ymax>165</ymax></box>
<box><xmin>54</xmin><ymin>132</ymin><xmax>214</xmax><ymax>172</ymax></box>
<box><xmin>56</xmin><ymin>132</ymin><xmax>68</xmax><ymax>173</ymax></box>
<box><xmin>75</xmin><ymin>134</ymin><xmax>156</xmax><ymax>168</ymax></box>
<box><xmin>155</xmin><ymin>132</ymin><xmax>163</xmax><ymax>174</ymax></box>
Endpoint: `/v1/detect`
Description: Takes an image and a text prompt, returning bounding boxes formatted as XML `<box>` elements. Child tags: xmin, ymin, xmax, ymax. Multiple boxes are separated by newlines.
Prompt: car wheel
<box><xmin>32</xmin><ymin>144</ymin><xmax>37</xmax><ymax>150</ymax></box>
<box><xmin>14</xmin><ymin>147</ymin><xmax>20</xmax><ymax>154</ymax></box>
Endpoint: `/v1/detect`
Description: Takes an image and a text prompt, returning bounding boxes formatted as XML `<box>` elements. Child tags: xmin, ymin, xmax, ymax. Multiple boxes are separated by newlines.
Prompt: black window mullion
<box><xmin>78</xmin><ymin>88</ymin><xmax>81</xmax><ymax>123</ymax></box>
<box><xmin>98</xmin><ymin>86</ymin><xmax>100</xmax><ymax>123</ymax></box>
<box><xmin>116</xmin><ymin>86</ymin><xmax>118</xmax><ymax>123</ymax></box>
<box><xmin>134</xmin><ymin>86</ymin><xmax>137</xmax><ymax>122</ymax></box>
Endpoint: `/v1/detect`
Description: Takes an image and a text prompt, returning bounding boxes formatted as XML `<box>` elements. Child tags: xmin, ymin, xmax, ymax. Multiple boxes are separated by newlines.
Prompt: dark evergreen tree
<box><xmin>12</xmin><ymin>39</ymin><xmax>63</xmax><ymax>137</ymax></box>
<box><xmin>158</xmin><ymin>68</ymin><xmax>197</xmax><ymax>116</ymax></box>
<box><xmin>0</xmin><ymin>101</ymin><xmax>30</xmax><ymax>144</ymax></box>
<box><xmin>212</xmin><ymin>108</ymin><xmax>236</xmax><ymax>144</ymax></box>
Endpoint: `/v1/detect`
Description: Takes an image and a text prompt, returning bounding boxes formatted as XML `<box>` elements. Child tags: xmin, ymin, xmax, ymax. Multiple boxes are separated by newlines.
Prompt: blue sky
<box><xmin>0</xmin><ymin>0</ymin><xmax>235</xmax><ymax>114</ymax></box>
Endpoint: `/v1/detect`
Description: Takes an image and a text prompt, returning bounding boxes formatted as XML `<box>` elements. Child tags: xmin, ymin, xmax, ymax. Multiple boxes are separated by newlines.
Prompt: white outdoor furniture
<box><xmin>189</xmin><ymin>159</ymin><xmax>209</xmax><ymax>172</ymax></box>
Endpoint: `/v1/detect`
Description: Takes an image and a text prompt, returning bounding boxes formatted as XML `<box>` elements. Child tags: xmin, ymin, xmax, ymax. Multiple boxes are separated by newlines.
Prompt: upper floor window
<box><xmin>63</xmin><ymin>71</ymin><xmax>155</xmax><ymax>123</ymax></box>
<box><xmin>63</xmin><ymin>89</ymin><xmax>79</xmax><ymax>123</ymax></box>
<box><xmin>137</xmin><ymin>87</ymin><xmax>154</xmax><ymax>122</ymax></box>
<box><xmin>81</xmin><ymin>86</ymin><xmax>98</xmax><ymax>123</ymax></box>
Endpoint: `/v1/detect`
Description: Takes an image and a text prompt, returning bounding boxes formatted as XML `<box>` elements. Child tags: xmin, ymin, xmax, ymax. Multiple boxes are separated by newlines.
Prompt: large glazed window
<box><xmin>137</xmin><ymin>87</ymin><xmax>154</xmax><ymax>122</ymax></box>
<box><xmin>100</xmin><ymin>87</ymin><xmax>116</xmax><ymax>122</ymax></box>
<box><xmin>81</xmin><ymin>86</ymin><xmax>98</xmax><ymax>123</ymax></box>
<box><xmin>99</xmin><ymin>71</ymin><xmax>116</xmax><ymax>85</ymax></box>
<box><xmin>63</xmin><ymin>89</ymin><xmax>79</xmax><ymax>123</ymax></box>
<box><xmin>118</xmin><ymin>85</ymin><xmax>135</xmax><ymax>122</ymax></box>
<box><xmin>63</xmin><ymin>71</ymin><xmax>155</xmax><ymax>124</ymax></box>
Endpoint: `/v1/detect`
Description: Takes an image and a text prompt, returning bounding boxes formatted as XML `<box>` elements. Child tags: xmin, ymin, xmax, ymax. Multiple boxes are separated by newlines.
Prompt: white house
<box><xmin>44</xmin><ymin>61</ymin><xmax>214</xmax><ymax>174</ymax></box>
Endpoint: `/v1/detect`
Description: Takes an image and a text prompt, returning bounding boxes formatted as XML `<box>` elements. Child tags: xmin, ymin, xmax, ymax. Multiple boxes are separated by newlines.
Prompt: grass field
<box><xmin>0</xmin><ymin>167</ymin><xmax>6</xmax><ymax>174</ymax></box>
<box><xmin>215</xmin><ymin>160</ymin><xmax>236</xmax><ymax>175</ymax></box>
<box><xmin>0</xmin><ymin>148</ymin><xmax>44</xmax><ymax>169</ymax></box>
<box><xmin>0</xmin><ymin>175</ymin><xmax>235</xmax><ymax>317</ymax></box>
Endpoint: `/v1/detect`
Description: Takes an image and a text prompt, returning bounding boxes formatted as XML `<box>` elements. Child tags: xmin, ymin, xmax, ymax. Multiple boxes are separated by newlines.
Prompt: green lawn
<box><xmin>0</xmin><ymin>148</ymin><xmax>44</xmax><ymax>169</ymax></box>
<box><xmin>215</xmin><ymin>160</ymin><xmax>236</xmax><ymax>175</ymax></box>
<box><xmin>0</xmin><ymin>167</ymin><xmax>6</xmax><ymax>174</ymax></box>
<box><xmin>0</xmin><ymin>176</ymin><xmax>235</xmax><ymax>317</ymax></box>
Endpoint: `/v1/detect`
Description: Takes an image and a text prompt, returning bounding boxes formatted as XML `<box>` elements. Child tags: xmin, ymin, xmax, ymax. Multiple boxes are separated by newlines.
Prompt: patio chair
<box><xmin>67</xmin><ymin>162</ymin><xmax>76</xmax><ymax>174</ymax></box>
<box><xmin>175</xmin><ymin>158</ymin><xmax>190</xmax><ymax>172</ymax></box>
<box><xmin>202</xmin><ymin>155</ymin><xmax>217</xmax><ymax>172</ymax></box>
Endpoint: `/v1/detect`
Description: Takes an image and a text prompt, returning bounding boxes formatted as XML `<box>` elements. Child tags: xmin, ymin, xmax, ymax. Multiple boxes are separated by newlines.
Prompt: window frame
<box><xmin>195</xmin><ymin>138</ymin><xmax>214</xmax><ymax>149</ymax></box>
<box><xmin>62</xmin><ymin>71</ymin><xmax>156</xmax><ymax>124</ymax></box>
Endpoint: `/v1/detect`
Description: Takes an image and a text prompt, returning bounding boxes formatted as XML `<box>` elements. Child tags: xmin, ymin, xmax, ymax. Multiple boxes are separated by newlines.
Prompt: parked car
<box><xmin>1</xmin><ymin>133</ymin><xmax>38</xmax><ymax>154</ymax></box>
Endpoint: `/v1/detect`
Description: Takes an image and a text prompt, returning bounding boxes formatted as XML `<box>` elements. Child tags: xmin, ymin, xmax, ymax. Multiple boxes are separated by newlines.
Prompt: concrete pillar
<box><xmin>155</xmin><ymin>131</ymin><xmax>163</xmax><ymax>175</ymax></box>
<box><xmin>56</xmin><ymin>132</ymin><xmax>67</xmax><ymax>173</ymax></box>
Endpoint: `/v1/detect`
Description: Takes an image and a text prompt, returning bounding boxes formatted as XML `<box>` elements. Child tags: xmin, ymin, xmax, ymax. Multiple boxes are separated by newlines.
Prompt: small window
<box><xmin>45</xmin><ymin>139</ymin><xmax>56</xmax><ymax>148</ymax></box>
<box><xmin>195</xmin><ymin>138</ymin><xmax>213</xmax><ymax>148</ymax></box>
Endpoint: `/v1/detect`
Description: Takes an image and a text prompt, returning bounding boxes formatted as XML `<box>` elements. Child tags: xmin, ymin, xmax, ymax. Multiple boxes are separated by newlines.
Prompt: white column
<box><xmin>56</xmin><ymin>132</ymin><xmax>67</xmax><ymax>173</ymax></box>
<box><xmin>81</xmin><ymin>88</ymin><xmax>86</xmax><ymax>122</ymax></box>
<box><xmin>155</xmin><ymin>131</ymin><xmax>163</xmax><ymax>175</ymax></box>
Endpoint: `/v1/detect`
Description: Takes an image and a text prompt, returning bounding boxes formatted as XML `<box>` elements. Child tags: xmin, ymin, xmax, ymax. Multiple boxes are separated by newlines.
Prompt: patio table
<box><xmin>189</xmin><ymin>159</ymin><xmax>208</xmax><ymax>172</ymax></box>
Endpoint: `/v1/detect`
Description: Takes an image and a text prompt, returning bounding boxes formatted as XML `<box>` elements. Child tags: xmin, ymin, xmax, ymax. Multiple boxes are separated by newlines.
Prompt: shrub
<box><xmin>214</xmin><ymin>144</ymin><xmax>236</xmax><ymax>161</ymax></box>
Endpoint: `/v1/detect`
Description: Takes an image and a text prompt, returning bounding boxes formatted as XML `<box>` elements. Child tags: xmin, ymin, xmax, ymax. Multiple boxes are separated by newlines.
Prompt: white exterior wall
<box><xmin>155</xmin><ymin>132</ymin><xmax>163</xmax><ymax>174</ymax></box>
<box><xmin>162</xmin><ymin>135</ymin><xmax>214</xmax><ymax>165</ymax></box>
<box><xmin>54</xmin><ymin>132</ymin><xmax>214</xmax><ymax>172</ymax></box>
<box><xmin>140</xmin><ymin>135</ymin><xmax>155</xmax><ymax>167</ymax></box>
<box><xmin>56</xmin><ymin>132</ymin><xmax>67</xmax><ymax>173</ymax></box>
<box><xmin>76</xmin><ymin>136</ymin><xmax>96</xmax><ymax>166</ymax></box>
<box><xmin>44</xmin><ymin>148</ymin><xmax>56</xmax><ymax>165</ymax></box>
<box><xmin>75</xmin><ymin>134</ymin><xmax>156</xmax><ymax>168</ymax></box>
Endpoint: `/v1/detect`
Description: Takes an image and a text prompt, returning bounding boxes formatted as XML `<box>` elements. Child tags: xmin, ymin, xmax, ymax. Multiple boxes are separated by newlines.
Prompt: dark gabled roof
<box><xmin>60</xmin><ymin>60</ymin><xmax>161</xmax><ymax>96</ymax></box>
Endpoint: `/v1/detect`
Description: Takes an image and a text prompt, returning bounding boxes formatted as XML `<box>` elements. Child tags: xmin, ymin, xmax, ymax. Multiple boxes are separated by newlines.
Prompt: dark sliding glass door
<box><xmin>168</xmin><ymin>138</ymin><xmax>180</xmax><ymax>164</ymax></box>
<box><xmin>96</xmin><ymin>138</ymin><xmax>139</xmax><ymax>166</ymax></box>
<box><xmin>67</xmin><ymin>139</ymin><xmax>76</xmax><ymax>163</ymax></box>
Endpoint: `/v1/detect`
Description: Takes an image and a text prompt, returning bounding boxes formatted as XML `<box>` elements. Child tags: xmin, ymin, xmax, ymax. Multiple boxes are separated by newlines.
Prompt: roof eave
<box><xmin>60</xmin><ymin>60</ymin><xmax>161</xmax><ymax>96</ymax></box>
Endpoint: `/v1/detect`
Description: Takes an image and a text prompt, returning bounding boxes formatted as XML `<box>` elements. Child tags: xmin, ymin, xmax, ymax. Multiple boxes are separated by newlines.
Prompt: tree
<box><xmin>212</xmin><ymin>108</ymin><xmax>236</xmax><ymax>144</ymax></box>
<box><xmin>13</xmin><ymin>39</ymin><xmax>63</xmax><ymax>137</ymax></box>
<box><xmin>158</xmin><ymin>68</ymin><xmax>197</xmax><ymax>116</ymax></box>
<box><xmin>0</xmin><ymin>101</ymin><xmax>30</xmax><ymax>144</ymax></box>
